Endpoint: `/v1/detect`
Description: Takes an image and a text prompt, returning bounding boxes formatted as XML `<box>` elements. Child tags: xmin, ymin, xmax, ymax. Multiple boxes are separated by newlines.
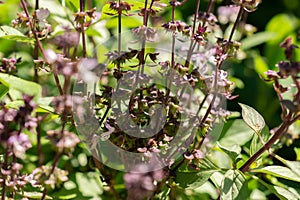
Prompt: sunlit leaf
<box><xmin>265</xmin><ymin>14</ymin><xmax>298</xmax><ymax>67</ymax></box>
<box><xmin>239</xmin><ymin>103</ymin><xmax>265</xmax><ymax>133</ymax></box>
<box><xmin>58</xmin><ymin>194</ymin><xmax>77</xmax><ymax>199</ymax></box>
<box><xmin>252</xmin><ymin>52</ymin><xmax>269</xmax><ymax>77</ymax></box>
<box><xmin>0</xmin><ymin>25</ymin><xmax>34</xmax><ymax>43</ymax></box>
<box><xmin>0</xmin><ymin>73</ymin><xmax>42</xmax><ymax>100</ymax></box>
<box><xmin>76</xmin><ymin>172</ymin><xmax>103</xmax><ymax>198</ymax></box>
<box><xmin>0</xmin><ymin>82</ymin><xmax>9</xmax><ymax>99</ymax></box>
<box><xmin>220</xmin><ymin>170</ymin><xmax>248</xmax><ymax>200</ymax></box>
<box><xmin>252</xmin><ymin>166</ymin><xmax>300</xmax><ymax>182</ymax></box>
<box><xmin>218</xmin><ymin>119</ymin><xmax>254</xmax><ymax>146</ymax></box>
<box><xmin>253</xmin><ymin>175</ymin><xmax>289</xmax><ymax>200</ymax></box>
<box><xmin>241</xmin><ymin>31</ymin><xmax>277</xmax><ymax>50</ymax></box>
<box><xmin>273</xmin><ymin>186</ymin><xmax>300</xmax><ymax>200</ymax></box>
<box><xmin>217</xmin><ymin>142</ymin><xmax>242</xmax><ymax>164</ymax></box>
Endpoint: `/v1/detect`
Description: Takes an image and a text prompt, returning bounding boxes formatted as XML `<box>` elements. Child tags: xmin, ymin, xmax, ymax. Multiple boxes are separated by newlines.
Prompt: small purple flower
<box><xmin>8</xmin><ymin>132</ymin><xmax>32</xmax><ymax>158</ymax></box>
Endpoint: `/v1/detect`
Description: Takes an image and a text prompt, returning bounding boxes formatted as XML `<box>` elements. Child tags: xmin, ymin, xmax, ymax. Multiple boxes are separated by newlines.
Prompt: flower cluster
<box><xmin>108</xmin><ymin>1</ymin><xmax>132</xmax><ymax>15</ymax></box>
<box><xmin>232</xmin><ymin>0</ymin><xmax>261</xmax><ymax>12</ymax></box>
<box><xmin>0</xmin><ymin>95</ymin><xmax>37</xmax><ymax>149</ymax></box>
<box><xmin>264</xmin><ymin>38</ymin><xmax>300</xmax><ymax>115</ymax></box>
<box><xmin>32</xmin><ymin>166</ymin><xmax>68</xmax><ymax>189</ymax></box>
<box><xmin>124</xmin><ymin>164</ymin><xmax>165</xmax><ymax>200</ymax></box>
<box><xmin>12</xmin><ymin>8</ymin><xmax>52</xmax><ymax>38</ymax></box>
<box><xmin>198</xmin><ymin>12</ymin><xmax>218</xmax><ymax>26</ymax></box>
<box><xmin>265</xmin><ymin>38</ymin><xmax>300</xmax><ymax>79</ymax></box>
<box><xmin>0</xmin><ymin>95</ymin><xmax>38</xmax><ymax>197</ymax></box>
<box><xmin>162</xmin><ymin>21</ymin><xmax>192</xmax><ymax>36</ymax></box>
<box><xmin>132</xmin><ymin>25</ymin><xmax>157</xmax><ymax>41</ymax></box>
<box><xmin>0</xmin><ymin>56</ymin><xmax>21</xmax><ymax>73</ymax></box>
<box><xmin>47</xmin><ymin>130</ymin><xmax>80</xmax><ymax>154</ymax></box>
<box><xmin>74</xmin><ymin>7</ymin><xmax>98</xmax><ymax>28</ymax></box>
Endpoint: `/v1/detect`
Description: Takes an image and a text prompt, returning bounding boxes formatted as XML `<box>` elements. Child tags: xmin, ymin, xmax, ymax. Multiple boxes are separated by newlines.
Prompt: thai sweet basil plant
<box><xmin>0</xmin><ymin>0</ymin><xmax>300</xmax><ymax>199</ymax></box>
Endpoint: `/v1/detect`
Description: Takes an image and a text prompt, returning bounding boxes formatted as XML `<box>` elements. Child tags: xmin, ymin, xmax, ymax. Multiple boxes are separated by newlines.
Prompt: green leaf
<box><xmin>252</xmin><ymin>175</ymin><xmax>288</xmax><ymax>200</ymax></box>
<box><xmin>0</xmin><ymin>82</ymin><xmax>9</xmax><ymax>99</ymax></box>
<box><xmin>106</xmin><ymin>16</ymin><xmax>141</xmax><ymax>29</ymax></box>
<box><xmin>5</xmin><ymin>100</ymin><xmax>24</xmax><ymax>109</ymax></box>
<box><xmin>175</xmin><ymin>170</ymin><xmax>219</xmax><ymax>189</ymax></box>
<box><xmin>58</xmin><ymin>194</ymin><xmax>77</xmax><ymax>200</ymax></box>
<box><xmin>0</xmin><ymin>73</ymin><xmax>42</xmax><ymax>100</ymax></box>
<box><xmin>250</xmin><ymin>189</ymin><xmax>267</xmax><ymax>200</ymax></box>
<box><xmin>273</xmin><ymin>186</ymin><xmax>300</xmax><ymax>200</ymax></box>
<box><xmin>220</xmin><ymin>170</ymin><xmax>248</xmax><ymax>200</ymax></box>
<box><xmin>66</xmin><ymin>0</ymin><xmax>79</xmax><ymax>12</ymax></box>
<box><xmin>266</xmin><ymin>14</ymin><xmax>297</xmax><ymax>45</ymax></box>
<box><xmin>76</xmin><ymin>172</ymin><xmax>103</xmax><ymax>198</ymax></box>
<box><xmin>218</xmin><ymin>119</ymin><xmax>254</xmax><ymax>146</ymax></box>
<box><xmin>239</xmin><ymin>103</ymin><xmax>265</xmax><ymax>133</ymax></box>
<box><xmin>241</xmin><ymin>31</ymin><xmax>277</xmax><ymax>50</ymax></box>
<box><xmin>252</xmin><ymin>166</ymin><xmax>300</xmax><ymax>182</ymax></box>
<box><xmin>250</xmin><ymin>125</ymin><xmax>270</xmax><ymax>156</ymax></box>
<box><xmin>274</xmin><ymin>157</ymin><xmax>300</xmax><ymax>177</ymax></box>
<box><xmin>37</xmin><ymin>97</ymin><xmax>55</xmax><ymax>113</ymax></box>
<box><xmin>22</xmin><ymin>191</ymin><xmax>53</xmax><ymax>199</ymax></box>
<box><xmin>217</xmin><ymin>142</ymin><xmax>242</xmax><ymax>164</ymax></box>
<box><xmin>39</xmin><ymin>0</ymin><xmax>66</xmax><ymax>17</ymax></box>
<box><xmin>252</xmin><ymin>52</ymin><xmax>269</xmax><ymax>77</ymax></box>
<box><xmin>295</xmin><ymin>148</ymin><xmax>300</xmax><ymax>161</ymax></box>
<box><xmin>0</xmin><ymin>25</ymin><xmax>34</xmax><ymax>43</ymax></box>
<box><xmin>100</xmin><ymin>1</ymin><xmax>144</xmax><ymax>20</ymax></box>
<box><xmin>265</xmin><ymin>14</ymin><xmax>298</xmax><ymax>67</ymax></box>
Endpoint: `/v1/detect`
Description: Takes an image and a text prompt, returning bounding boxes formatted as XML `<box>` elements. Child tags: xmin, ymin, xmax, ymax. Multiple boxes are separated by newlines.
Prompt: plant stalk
<box><xmin>20</xmin><ymin>0</ymin><xmax>64</xmax><ymax>95</ymax></box>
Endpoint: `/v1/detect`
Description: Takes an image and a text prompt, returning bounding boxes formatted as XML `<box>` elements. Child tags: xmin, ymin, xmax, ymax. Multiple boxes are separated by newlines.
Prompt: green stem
<box><xmin>239</xmin><ymin>118</ymin><xmax>291</xmax><ymax>172</ymax></box>
<box><xmin>80</xmin><ymin>0</ymin><xmax>86</xmax><ymax>57</ymax></box>
<box><xmin>165</xmin><ymin>4</ymin><xmax>176</xmax><ymax>103</ymax></box>
<box><xmin>228</xmin><ymin>6</ymin><xmax>244</xmax><ymax>43</ymax></box>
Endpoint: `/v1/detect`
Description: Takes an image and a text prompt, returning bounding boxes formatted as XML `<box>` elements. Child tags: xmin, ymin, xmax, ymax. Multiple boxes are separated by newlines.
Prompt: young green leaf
<box><xmin>220</xmin><ymin>170</ymin><xmax>248</xmax><ymax>200</ymax></box>
<box><xmin>239</xmin><ymin>103</ymin><xmax>265</xmax><ymax>133</ymax></box>
<box><xmin>217</xmin><ymin>142</ymin><xmax>242</xmax><ymax>165</ymax></box>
